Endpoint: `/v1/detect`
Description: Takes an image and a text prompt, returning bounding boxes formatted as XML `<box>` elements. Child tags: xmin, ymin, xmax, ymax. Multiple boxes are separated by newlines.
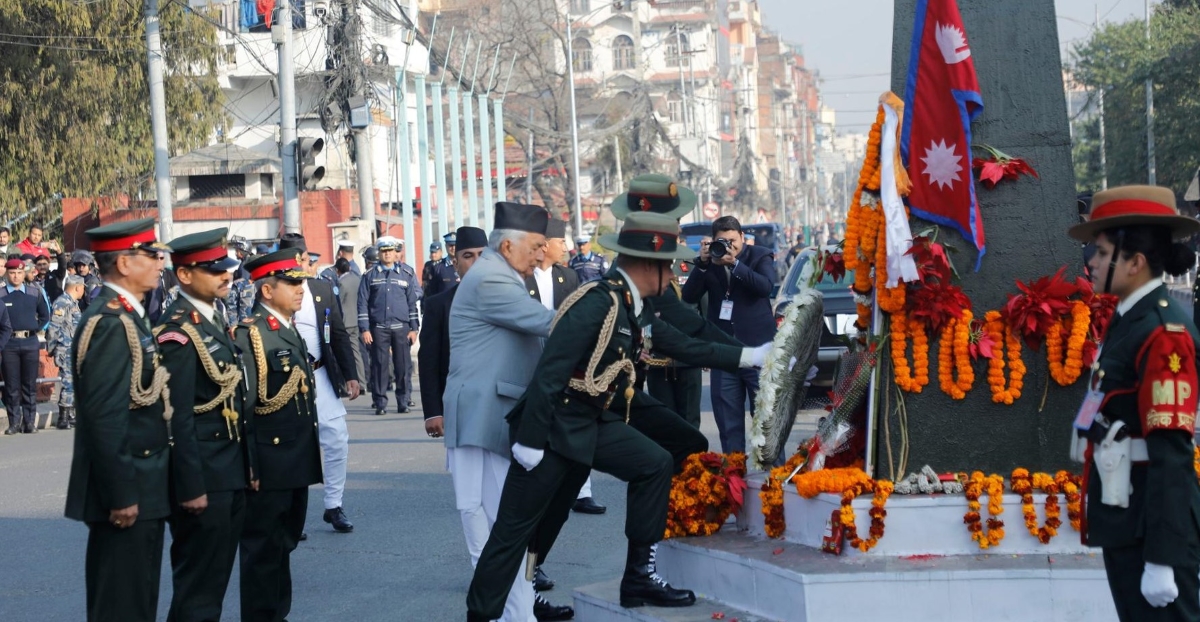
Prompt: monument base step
<box><xmin>654</xmin><ymin>530</ymin><xmax>1117</xmax><ymax>622</ymax></box>
<box><xmin>573</xmin><ymin>579</ymin><xmax>778</xmax><ymax>622</ymax></box>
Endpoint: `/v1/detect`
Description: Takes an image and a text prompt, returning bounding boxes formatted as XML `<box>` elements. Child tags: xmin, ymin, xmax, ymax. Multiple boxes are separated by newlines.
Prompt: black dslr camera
<box><xmin>709</xmin><ymin>238</ymin><xmax>731</xmax><ymax>259</ymax></box>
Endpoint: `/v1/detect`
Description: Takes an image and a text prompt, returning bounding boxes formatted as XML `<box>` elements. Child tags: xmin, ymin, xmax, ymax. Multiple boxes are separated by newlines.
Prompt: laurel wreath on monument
<box><xmin>749</xmin><ymin>289</ymin><xmax>824</xmax><ymax>471</ymax></box>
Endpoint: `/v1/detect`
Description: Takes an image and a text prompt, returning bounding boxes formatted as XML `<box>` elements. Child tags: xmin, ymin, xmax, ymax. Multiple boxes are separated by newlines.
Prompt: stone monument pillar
<box><xmin>881</xmin><ymin>0</ymin><xmax>1082</xmax><ymax>475</ymax></box>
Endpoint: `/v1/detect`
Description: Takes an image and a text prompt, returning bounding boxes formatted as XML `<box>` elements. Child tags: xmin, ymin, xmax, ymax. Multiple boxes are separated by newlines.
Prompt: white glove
<box><xmin>788</xmin><ymin>356</ymin><xmax>798</xmax><ymax>372</ymax></box>
<box><xmin>511</xmin><ymin>443</ymin><xmax>544</xmax><ymax>471</ymax></box>
<box><xmin>741</xmin><ymin>343</ymin><xmax>772</xmax><ymax>368</ymax></box>
<box><xmin>1141</xmin><ymin>562</ymin><xmax>1178</xmax><ymax>608</ymax></box>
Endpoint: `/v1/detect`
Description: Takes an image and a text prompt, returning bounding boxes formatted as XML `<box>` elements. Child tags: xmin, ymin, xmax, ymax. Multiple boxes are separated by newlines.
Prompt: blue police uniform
<box><xmin>424</xmin><ymin>257</ymin><xmax>459</xmax><ymax>298</ymax></box>
<box><xmin>569</xmin><ymin>251</ymin><xmax>608</xmax><ymax>283</ymax></box>
<box><xmin>357</xmin><ymin>258</ymin><xmax>422</xmax><ymax>414</ymax></box>
<box><xmin>1</xmin><ymin>280</ymin><xmax>50</xmax><ymax>434</ymax></box>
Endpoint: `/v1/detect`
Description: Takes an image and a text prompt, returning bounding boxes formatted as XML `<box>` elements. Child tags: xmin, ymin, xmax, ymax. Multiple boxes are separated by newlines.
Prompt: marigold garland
<box><xmin>1010</xmin><ymin>469</ymin><xmax>1063</xmax><ymax>544</ymax></box>
<box><xmin>665</xmin><ymin>452</ymin><xmax>747</xmax><ymax>538</ymax></box>
<box><xmin>1055</xmin><ymin>470</ymin><xmax>1083</xmax><ymax>532</ymax></box>
<box><xmin>984</xmin><ymin>311</ymin><xmax>1025</xmax><ymax>404</ymax></box>
<box><xmin>891</xmin><ymin>310</ymin><xmax>930</xmax><ymax>392</ymax></box>
<box><xmin>793</xmin><ymin>467</ymin><xmax>872</xmax><ymax>499</ymax></box>
<box><xmin>963</xmin><ymin>471</ymin><xmax>1006</xmax><ymax>549</ymax></box>
<box><xmin>938</xmin><ymin>311</ymin><xmax>975</xmax><ymax>399</ymax></box>
<box><xmin>1047</xmin><ymin>300</ymin><xmax>1090</xmax><ymax>386</ymax></box>
<box><xmin>841</xmin><ymin>479</ymin><xmax>894</xmax><ymax>552</ymax></box>
<box><xmin>759</xmin><ymin>452</ymin><xmax>804</xmax><ymax>538</ymax></box>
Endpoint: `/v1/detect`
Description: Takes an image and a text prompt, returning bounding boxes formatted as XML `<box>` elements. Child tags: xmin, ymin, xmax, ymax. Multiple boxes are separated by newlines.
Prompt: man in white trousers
<box><xmin>442</xmin><ymin>203</ymin><xmax>572</xmax><ymax>621</ymax></box>
<box><xmin>279</xmin><ymin>234</ymin><xmax>362</xmax><ymax>534</ymax></box>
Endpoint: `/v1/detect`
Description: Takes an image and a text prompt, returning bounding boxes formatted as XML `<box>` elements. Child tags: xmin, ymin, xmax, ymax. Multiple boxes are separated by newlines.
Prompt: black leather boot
<box><xmin>67</xmin><ymin>408</ymin><xmax>76</xmax><ymax>429</ymax></box>
<box><xmin>619</xmin><ymin>542</ymin><xmax>695</xmax><ymax>608</ymax></box>
<box><xmin>533</xmin><ymin>592</ymin><xmax>574</xmax><ymax>621</ymax></box>
<box><xmin>3</xmin><ymin>413</ymin><xmax>19</xmax><ymax>435</ymax></box>
<box><xmin>22</xmin><ymin>409</ymin><xmax>37</xmax><ymax>434</ymax></box>
<box><xmin>56</xmin><ymin>407</ymin><xmax>71</xmax><ymax>430</ymax></box>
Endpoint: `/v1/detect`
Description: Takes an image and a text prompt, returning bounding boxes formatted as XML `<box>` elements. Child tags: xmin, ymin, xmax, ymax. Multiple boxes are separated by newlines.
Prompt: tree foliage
<box><xmin>1070</xmin><ymin>5</ymin><xmax>1200</xmax><ymax>195</ymax></box>
<box><xmin>0</xmin><ymin>0</ymin><xmax>227</xmax><ymax>228</ymax></box>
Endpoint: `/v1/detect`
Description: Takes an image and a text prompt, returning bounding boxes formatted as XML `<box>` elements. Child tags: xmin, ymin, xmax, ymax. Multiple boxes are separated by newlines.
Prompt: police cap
<box><xmin>168</xmin><ymin>227</ymin><xmax>239</xmax><ymax>272</ymax></box>
<box><xmin>85</xmin><ymin>217</ymin><xmax>171</xmax><ymax>253</ymax></box>
<box><xmin>244</xmin><ymin>249</ymin><xmax>311</xmax><ymax>283</ymax></box>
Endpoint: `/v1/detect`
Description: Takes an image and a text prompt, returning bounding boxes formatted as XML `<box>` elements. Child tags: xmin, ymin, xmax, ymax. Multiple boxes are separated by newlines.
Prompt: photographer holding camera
<box><xmin>681</xmin><ymin>216</ymin><xmax>778</xmax><ymax>453</ymax></box>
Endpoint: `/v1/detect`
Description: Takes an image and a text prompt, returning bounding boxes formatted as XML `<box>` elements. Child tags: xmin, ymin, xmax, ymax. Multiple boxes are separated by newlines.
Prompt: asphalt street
<box><xmin>0</xmin><ymin>375</ymin><xmax>818</xmax><ymax>621</ymax></box>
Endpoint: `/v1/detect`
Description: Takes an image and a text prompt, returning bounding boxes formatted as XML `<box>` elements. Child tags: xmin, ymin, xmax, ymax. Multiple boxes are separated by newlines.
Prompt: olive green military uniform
<box><xmin>468</xmin><ymin>276</ymin><xmax>664</xmax><ymax>618</ymax></box>
<box><xmin>66</xmin><ymin>286</ymin><xmax>172</xmax><ymax>622</ymax></box>
<box><xmin>157</xmin><ymin>296</ymin><xmax>250</xmax><ymax>622</ymax></box>
<box><xmin>235</xmin><ymin>303</ymin><xmax>322</xmax><ymax>622</ymax></box>
<box><xmin>1085</xmin><ymin>285</ymin><xmax>1200</xmax><ymax>621</ymax></box>
<box><xmin>642</xmin><ymin>280</ymin><xmax>743</xmax><ymax>429</ymax></box>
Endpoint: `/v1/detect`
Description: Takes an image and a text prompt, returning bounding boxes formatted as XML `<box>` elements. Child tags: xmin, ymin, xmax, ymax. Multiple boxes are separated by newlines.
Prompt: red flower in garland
<box><xmin>1003</xmin><ymin>267</ymin><xmax>1078</xmax><ymax>350</ymax></box>
<box><xmin>906</xmin><ymin>235</ymin><xmax>953</xmax><ymax>284</ymax></box>
<box><xmin>968</xmin><ymin>317</ymin><xmax>998</xmax><ymax>361</ymax></box>
<box><xmin>908</xmin><ymin>281</ymin><xmax>971</xmax><ymax>334</ymax></box>
<box><xmin>822</xmin><ymin>250</ymin><xmax>846</xmax><ymax>283</ymax></box>
<box><xmin>973</xmin><ymin>144</ymin><xmax>1039</xmax><ymax>189</ymax></box>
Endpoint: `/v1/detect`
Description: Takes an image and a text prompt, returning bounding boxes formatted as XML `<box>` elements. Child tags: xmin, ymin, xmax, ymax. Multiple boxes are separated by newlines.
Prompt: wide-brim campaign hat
<box><xmin>611</xmin><ymin>174</ymin><xmax>697</xmax><ymax>220</ymax></box>
<box><xmin>600</xmin><ymin>213</ymin><xmax>693</xmax><ymax>261</ymax></box>
<box><xmin>1069</xmin><ymin>185</ymin><xmax>1200</xmax><ymax>242</ymax></box>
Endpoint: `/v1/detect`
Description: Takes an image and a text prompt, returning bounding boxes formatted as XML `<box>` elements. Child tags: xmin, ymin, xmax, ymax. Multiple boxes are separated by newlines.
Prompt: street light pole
<box><xmin>565</xmin><ymin>14</ymin><xmax>584</xmax><ymax>235</ymax></box>
<box><xmin>1145</xmin><ymin>0</ymin><xmax>1156</xmax><ymax>185</ymax></box>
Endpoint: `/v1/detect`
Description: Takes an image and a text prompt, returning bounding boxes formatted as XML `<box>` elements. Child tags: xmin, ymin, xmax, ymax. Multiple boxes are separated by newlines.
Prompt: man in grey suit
<box><xmin>443</xmin><ymin>202</ymin><xmax>572</xmax><ymax>621</ymax></box>
<box><xmin>335</xmin><ymin>258</ymin><xmax>367</xmax><ymax>388</ymax></box>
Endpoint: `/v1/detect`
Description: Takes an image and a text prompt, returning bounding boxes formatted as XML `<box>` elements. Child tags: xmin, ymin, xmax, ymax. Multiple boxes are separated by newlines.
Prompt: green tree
<box><xmin>0</xmin><ymin>0</ymin><xmax>226</xmax><ymax>228</ymax></box>
<box><xmin>1070</xmin><ymin>5</ymin><xmax>1200</xmax><ymax>194</ymax></box>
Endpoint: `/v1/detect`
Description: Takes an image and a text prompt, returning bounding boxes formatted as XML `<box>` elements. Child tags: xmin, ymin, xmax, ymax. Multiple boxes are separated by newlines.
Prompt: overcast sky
<box><xmin>756</xmin><ymin>0</ymin><xmax>1155</xmax><ymax>134</ymax></box>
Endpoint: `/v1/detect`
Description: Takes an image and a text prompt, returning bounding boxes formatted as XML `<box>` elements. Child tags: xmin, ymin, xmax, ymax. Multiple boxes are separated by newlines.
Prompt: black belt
<box><xmin>12</xmin><ymin>330</ymin><xmax>31</xmax><ymax>338</ymax></box>
<box><xmin>563</xmin><ymin>387</ymin><xmax>615</xmax><ymax>410</ymax></box>
<box><xmin>308</xmin><ymin>356</ymin><xmax>325</xmax><ymax>371</ymax></box>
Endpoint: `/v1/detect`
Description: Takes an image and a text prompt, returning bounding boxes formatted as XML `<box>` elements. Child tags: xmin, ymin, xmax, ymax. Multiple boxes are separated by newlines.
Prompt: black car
<box><xmin>773</xmin><ymin>245</ymin><xmax>857</xmax><ymax>398</ymax></box>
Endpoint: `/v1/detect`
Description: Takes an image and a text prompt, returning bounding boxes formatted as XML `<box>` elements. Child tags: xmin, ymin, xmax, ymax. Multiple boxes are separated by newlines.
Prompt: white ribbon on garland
<box><xmin>879</xmin><ymin>101</ymin><xmax>920</xmax><ymax>287</ymax></box>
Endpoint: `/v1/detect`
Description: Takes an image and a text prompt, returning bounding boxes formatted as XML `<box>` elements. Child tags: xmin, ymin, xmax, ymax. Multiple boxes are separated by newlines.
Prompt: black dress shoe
<box><xmin>299</xmin><ymin>532</ymin><xmax>308</xmax><ymax>541</ymax></box>
<box><xmin>619</xmin><ymin>543</ymin><xmax>695</xmax><ymax>608</ymax></box>
<box><xmin>323</xmin><ymin>507</ymin><xmax>354</xmax><ymax>533</ymax></box>
<box><xmin>572</xmin><ymin>497</ymin><xmax>606</xmax><ymax>515</ymax></box>
<box><xmin>397</xmin><ymin>406</ymin><xmax>410</xmax><ymax>414</ymax></box>
<box><xmin>533</xmin><ymin>593</ymin><xmax>574</xmax><ymax>621</ymax></box>
<box><xmin>407</xmin><ymin>399</ymin><xmax>415</xmax><ymax>408</ymax></box>
<box><xmin>374</xmin><ymin>408</ymin><xmax>386</xmax><ymax>416</ymax></box>
<box><xmin>533</xmin><ymin>565</ymin><xmax>555</xmax><ymax>592</ymax></box>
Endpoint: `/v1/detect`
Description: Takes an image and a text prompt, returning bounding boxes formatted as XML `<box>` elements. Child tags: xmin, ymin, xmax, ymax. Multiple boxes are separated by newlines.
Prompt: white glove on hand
<box><xmin>740</xmin><ymin>343</ymin><xmax>771</xmax><ymax>368</ymax></box>
<box><xmin>511</xmin><ymin>443</ymin><xmax>544</xmax><ymax>471</ymax></box>
<box><xmin>1141</xmin><ymin>562</ymin><xmax>1178</xmax><ymax>608</ymax></box>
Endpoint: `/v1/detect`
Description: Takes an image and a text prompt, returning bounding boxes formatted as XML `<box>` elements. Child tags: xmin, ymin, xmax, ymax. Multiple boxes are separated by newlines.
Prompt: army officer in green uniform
<box><xmin>467</xmin><ymin>212</ymin><xmax>760</xmax><ymax>619</ymax></box>
<box><xmin>234</xmin><ymin>249</ymin><xmax>322</xmax><ymax>622</ymax></box>
<box><xmin>65</xmin><ymin>218</ymin><xmax>173</xmax><ymax>622</ymax></box>
<box><xmin>1069</xmin><ymin>185</ymin><xmax>1200</xmax><ymax>621</ymax></box>
<box><xmin>156</xmin><ymin>228</ymin><xmax>250</xmax><ymax>622</ymax></box>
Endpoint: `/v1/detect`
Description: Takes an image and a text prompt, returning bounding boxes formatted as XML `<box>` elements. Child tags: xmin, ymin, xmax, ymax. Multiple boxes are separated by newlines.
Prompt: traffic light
<box><xmin>298</xmin><ymin>137</ymin><xmax>325</xmax><ymax>190</ymax></box>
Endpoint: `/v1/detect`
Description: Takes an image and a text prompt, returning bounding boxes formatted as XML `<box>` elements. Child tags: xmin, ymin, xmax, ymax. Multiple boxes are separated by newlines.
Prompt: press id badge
<box><xmin>719</xmin><ymin>299</ymin><xmax>734</xmax><ymax>321</ymax></box>
<box><xmin>1073</xmin><ymin>389</ymin><xmax>1105</xmax><ymax>431</ymax></box>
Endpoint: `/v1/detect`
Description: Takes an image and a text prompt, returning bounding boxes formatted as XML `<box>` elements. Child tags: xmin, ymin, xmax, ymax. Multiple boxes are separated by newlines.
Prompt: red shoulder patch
<box><xmin>117</xmin><ymin>295</ymin><xmax>134</xmax><ymax>312</ymax></box>
<box><xmin>1139</xmin><ymin>327</ymin><xmax>1198</xmax><ymax>434</ymax></box>
<box><xmin>265</xmin><ymin>315</ymin><xmax>280</xmax><ymax>331</ymax></box>
<box><xmin>157</xmin><ymin>330</ymin><xmax>189</xmax><ymax>346</ymax></box>
<box><xmin>190</xmin><ymin>311</ymin><xmax>201</xmax><ymax>325</ymax></box>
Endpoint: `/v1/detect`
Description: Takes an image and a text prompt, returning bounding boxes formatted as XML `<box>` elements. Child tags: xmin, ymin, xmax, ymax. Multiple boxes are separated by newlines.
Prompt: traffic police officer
<box><xmin>156</xmin><ymin>228</ymin><xmax>250</xmax><ymax>622</ymax></box>
<box><xmin>421</xmin><ymin>241</ymin><xmax>442</xmax><ymax>290</ymax></box>
<box><xmin>424</xmin><ymin>232</ymin><xmax>459</xmax><ymax>297</ymax></box>
<box><xmin>568</xmin><ymin>235</ymin><xmax>608</xmax><ymax>283</ymax></box>
<box><xmin>235</xmin><ymin>249</ymin><xmax>322</xmax><ymax>622</ymax></box>
<box><xmin>65</xmin><ymin>218</ymin><xmax>173</xmax><ymax>622</ymax></box>
<box><xmin>48</xmin><ymin>274</ymin><xmax>86</xmax><ymax>429</ymax></box>
<box><xmin>1</xmin><ymin>257</ymin><xmax>50</xmax><ymax>434</ymax></box>
<box><xmin>357</xmin><ymin>237</ymin><xmax>421</xmax><ymax>415</ymax></box>
<box><xmin>1068</xmin><ymin>185</ymin><xmax>1200</xmax><ymax>621</ymax></box>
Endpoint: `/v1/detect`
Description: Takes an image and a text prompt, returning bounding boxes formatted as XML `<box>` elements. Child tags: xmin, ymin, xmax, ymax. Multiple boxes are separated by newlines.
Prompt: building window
<box><xmin>188</xmin><ymin>174</ymin><xmax>245</xmax><ymax>201</ymax></box>
<box><xmin>666</xmin><ymin>32</ymin><xmax>689</xmax><ymax>68</ymax></box>
<box><xmin>667</xmin><ymin>92</ymin><xmax>684</xmax><ymax>123</ymax></box>
<box><xmin>572</xmin><ymin>38</ymin><xmax>593</xmax><ymax>72</ymax></box>
<box><xmin>612</xmin><ymin>35</ymin><xmax>635</xmax><ymax>71</ymax></box>
<box><xmin>373</xmin><ymin>16</ymin><xmax>393</xmax><ymax>38</ymax></box>
<box><xmin>570</xmin><ymin>0</ymin><xmax>590</xmax><ymax>14</ymax></box>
